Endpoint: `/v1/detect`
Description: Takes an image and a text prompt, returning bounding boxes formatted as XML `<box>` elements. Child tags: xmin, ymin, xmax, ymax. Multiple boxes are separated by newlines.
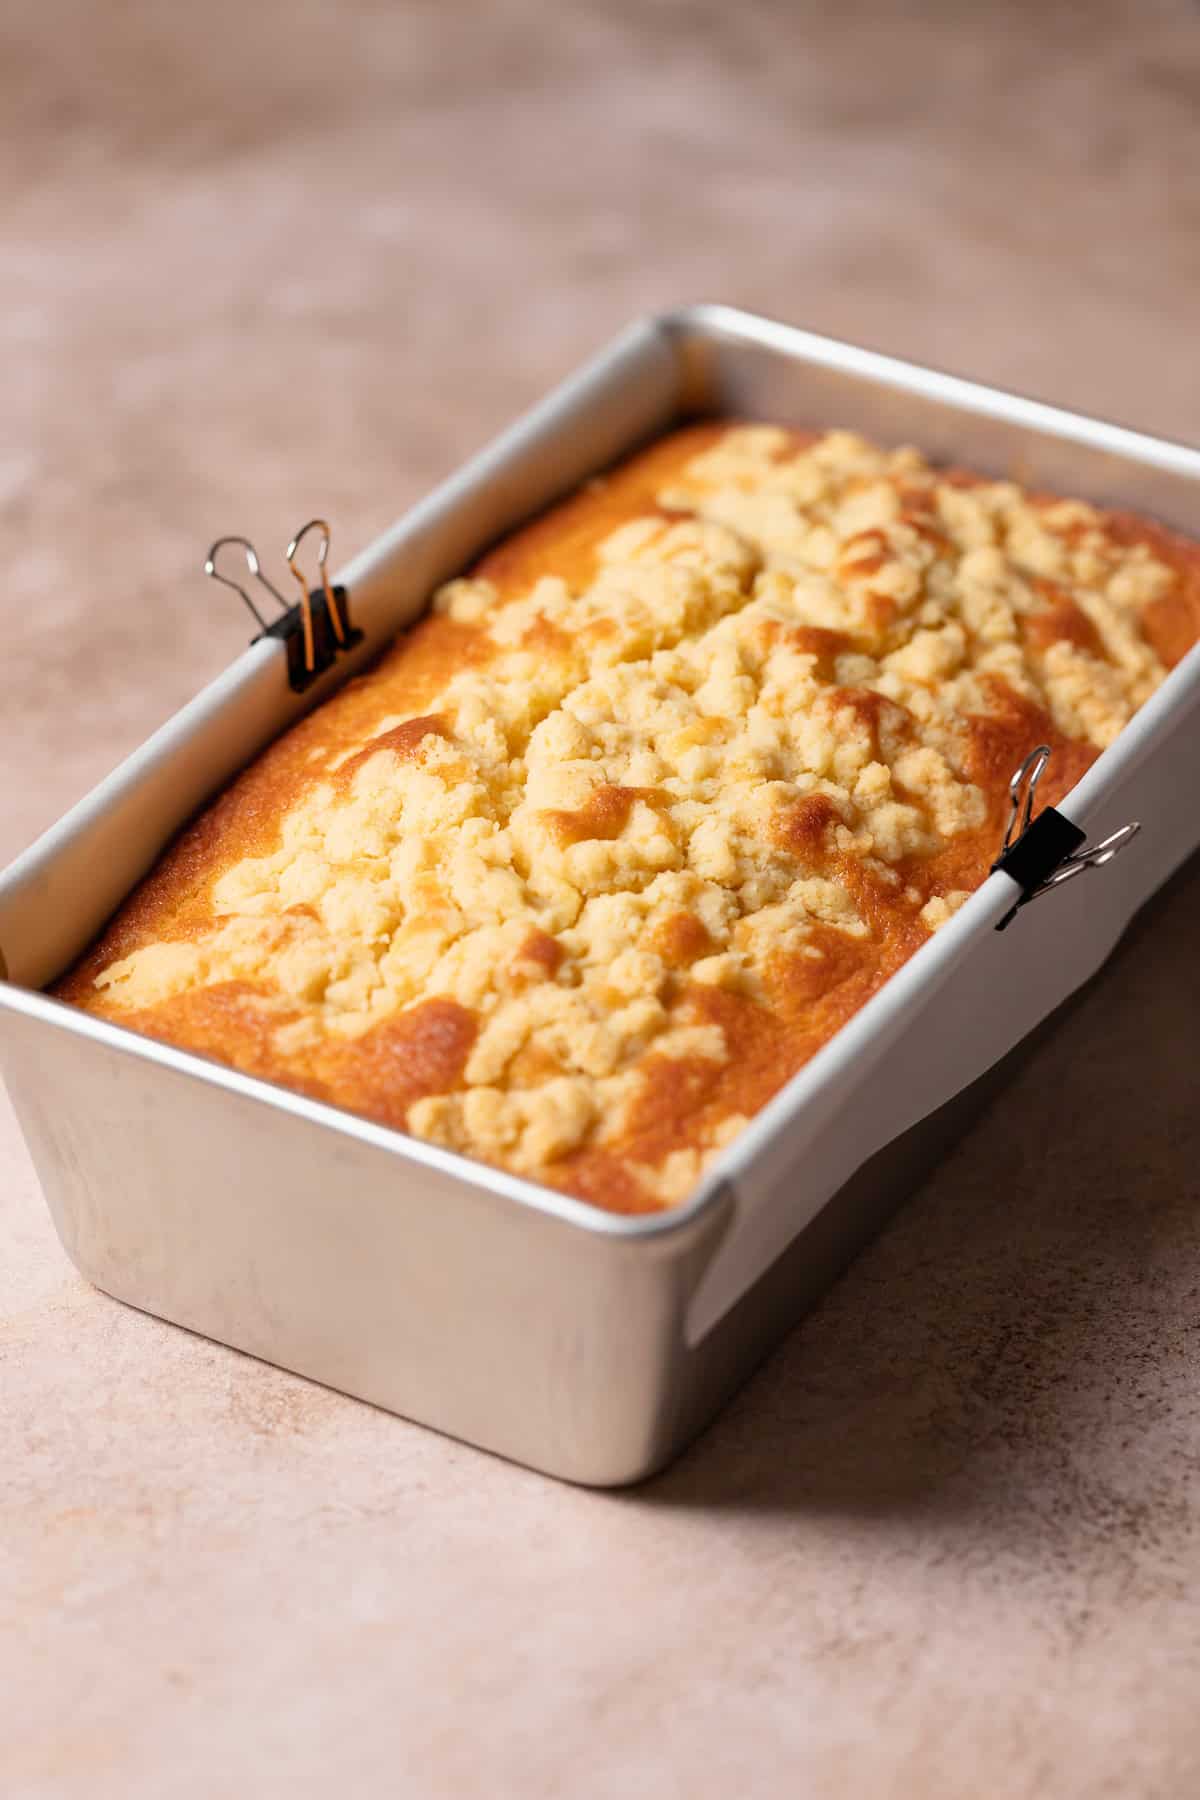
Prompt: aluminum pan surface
<box><xmin>2</xmin><ymin>305</ymin><xmax>1198</xmax><ymax>1339</ymax></box>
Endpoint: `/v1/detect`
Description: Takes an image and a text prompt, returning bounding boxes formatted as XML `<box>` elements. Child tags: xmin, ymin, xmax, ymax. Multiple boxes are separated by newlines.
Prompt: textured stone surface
<box><xmin>3</xmin><ymin>2</ymin><xmax>1200</xmax><ymax>1794</ymax></box>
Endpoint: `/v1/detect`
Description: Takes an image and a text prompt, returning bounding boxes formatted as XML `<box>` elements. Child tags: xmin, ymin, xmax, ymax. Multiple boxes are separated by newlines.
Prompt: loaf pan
<box><xmin>2</xmin><ymin>306</ymin><xmax>1199</xmax><ymax>1484</ymax></box>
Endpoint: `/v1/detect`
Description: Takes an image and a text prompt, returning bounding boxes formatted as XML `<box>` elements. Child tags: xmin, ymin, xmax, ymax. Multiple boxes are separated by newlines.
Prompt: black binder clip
<box><xmin>204</xmin><ymin>519</ymin><xmax>362</xmax><ymax>693</ymax></box>
<box><xmin>991</xmin><ymin>744</ymin><xmax>1140</xmax><ymax>931</ymax></box>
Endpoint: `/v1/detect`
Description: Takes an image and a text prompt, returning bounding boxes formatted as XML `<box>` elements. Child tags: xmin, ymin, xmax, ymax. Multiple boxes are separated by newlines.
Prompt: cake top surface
<box><xmin>56</xmin><ymin>424</ymin><xmax>1200</xmax><ymax>1210</ymax></box>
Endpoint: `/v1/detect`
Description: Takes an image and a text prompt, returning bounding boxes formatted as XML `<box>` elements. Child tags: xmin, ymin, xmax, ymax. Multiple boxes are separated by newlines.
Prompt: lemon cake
<box><xmin>55</xmin><ymin>424</ymin><xmax>1200</xmax><ymax>1211</ymax></box>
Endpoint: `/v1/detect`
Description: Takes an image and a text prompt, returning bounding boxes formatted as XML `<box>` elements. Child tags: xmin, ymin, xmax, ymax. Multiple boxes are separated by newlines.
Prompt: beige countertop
<box><xmin>4</xmin><ymin>3</ymin><xmax>1200</xmax><ymax>1793</ymax></box>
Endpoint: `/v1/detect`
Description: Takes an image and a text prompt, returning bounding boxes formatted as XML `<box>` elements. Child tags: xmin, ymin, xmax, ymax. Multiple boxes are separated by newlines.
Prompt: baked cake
<box><xmin>55</xmin><ymin>424</ymin><xmax>1200</xmax><ymax>1211</ymax></box>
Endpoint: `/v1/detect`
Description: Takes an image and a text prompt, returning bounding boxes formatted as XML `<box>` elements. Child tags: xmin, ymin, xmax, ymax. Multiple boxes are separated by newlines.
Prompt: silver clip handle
<box><xmin>1000</xmin><ymin>744</ymin><xmax>1052</xmax><ymax>856</ymax></box>
<box><xmin>1027</xmin><ymin>821</ymin><xmax>1141</xmax><ymax>900</ymax></box>
<box><xmin>204</xmin><ymin>536</ymin><xmax>289</xmax><ymax>631</ymax></box>
<box><xmin>286</xmin><ymin>518</ymin><xmax>349</xmax><ymax>664</ymax></box>
<box><xmin>994</xmin><ymin>744</ymin><xmax>1140</xmax><ymax>926</ymax></box>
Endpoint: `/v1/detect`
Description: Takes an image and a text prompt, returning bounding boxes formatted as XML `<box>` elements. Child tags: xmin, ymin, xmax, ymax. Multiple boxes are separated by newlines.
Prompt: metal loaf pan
<box><xmin>2</xmin><ymin>307</ymin><xmax>1199</xmax><ymax>1485</ymax></box>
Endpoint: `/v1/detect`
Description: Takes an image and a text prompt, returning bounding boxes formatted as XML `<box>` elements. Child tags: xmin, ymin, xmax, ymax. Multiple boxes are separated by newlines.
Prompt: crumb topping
<box><xmin>61</xmin><ymin>424</ymin><xmax>1195</xmax><ymax>1210</ymax></box>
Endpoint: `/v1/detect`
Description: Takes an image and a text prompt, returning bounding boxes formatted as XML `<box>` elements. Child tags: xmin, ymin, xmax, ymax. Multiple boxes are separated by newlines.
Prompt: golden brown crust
<box><xmin>1106</xmin><ymin>513</ymin><xmax>1200</xmax><ymax>668</ymax></box>
<box><xmin>55</xmin><ymin>616</ymin><xmax>494</xmax><ymax>997</ymax></box>
<box><xmin>54</xmin><ymin>422</ymin><xmax>1200</xmax><ymax>1215</ymax></box>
